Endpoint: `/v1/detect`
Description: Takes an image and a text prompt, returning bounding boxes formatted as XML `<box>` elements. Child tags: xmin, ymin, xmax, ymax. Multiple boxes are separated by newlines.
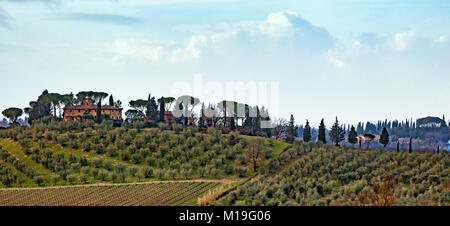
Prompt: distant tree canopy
<box><xmin>25</xmin><ymin>90</ymin><xmax>52</xmax><ymax>123</ymax></box>
<box><xmin>354</xmin><ymin>115</ymin><xmax>449</xmax><ymax>144</ymax></box>
<box><xmin>38</xmin><ymin>93</ymin><xmax>63</xmax><ymax>117</ymax></box>
<box><xmin>125</xmin><ymin>109</ymin><xmax>140</xmax><ymax>121</ymax></box>
<box><xmin>364</xmin><ymin>133</ymin><xmax>376</xmax><ymax>149</ymax></box>
<box><xmin>157</xmin><ymin>97</ymin><xmax>175</xmax><ymax>111</ymax></box>
<box><xmin>417</xmin><ymin>116</ymin><xmax>446</xmax><ymax>128</ymax></box>
<box><xmin>37</xmin><ymin>92</ymin><xmax>74</xmax><ymax>118</ymax></box>
<box><xmin>76</xmin><ymin>91</ymin><xmax>108</xmax><ymax>105</ymax></box>
<box><xmin>2</xmin><ymin>107</ymin><xmax>23</xmax><ymax>127</ymax></box>
<box><xmin>128</xmin><ymin>99</ymin><xmax>148</xmax><ymax>119</ymax></box>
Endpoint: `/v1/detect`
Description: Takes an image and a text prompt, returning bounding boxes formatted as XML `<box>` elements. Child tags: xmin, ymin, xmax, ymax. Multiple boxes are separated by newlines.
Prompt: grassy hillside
<box><xmin>2</xmin><ymin>120</ymin><xmax>447</xmax><ymax>206</ymax></box>
<box><xmin>0</xmin><ymin>121</ymin><xmax>288</xmax><ymax>188</ymax></box>
<box><xmin>213</xmin><ymin>142</ymin><xmax>450</xmax><ymax>206</ymax></box>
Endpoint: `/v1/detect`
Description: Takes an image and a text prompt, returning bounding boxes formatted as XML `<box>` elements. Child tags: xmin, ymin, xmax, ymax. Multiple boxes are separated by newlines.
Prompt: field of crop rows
<box><xmin>0</xmin><ymin>181</ymin><xmax>218</xmax><ymax>206</ymax></box>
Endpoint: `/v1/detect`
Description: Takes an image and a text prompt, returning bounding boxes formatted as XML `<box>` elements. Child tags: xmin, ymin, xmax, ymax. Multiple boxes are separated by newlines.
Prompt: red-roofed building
<box><xmin>63</xmin><ymin>98</ymin><xmax>122</xmax><ymax>121</ymax></box>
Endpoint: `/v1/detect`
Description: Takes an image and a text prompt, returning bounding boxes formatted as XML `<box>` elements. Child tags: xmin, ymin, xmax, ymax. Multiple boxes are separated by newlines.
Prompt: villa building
<box><xmin>63</xmin><ymin>98</ymin><xmax>122</xmax><ymax>121</ymax></box>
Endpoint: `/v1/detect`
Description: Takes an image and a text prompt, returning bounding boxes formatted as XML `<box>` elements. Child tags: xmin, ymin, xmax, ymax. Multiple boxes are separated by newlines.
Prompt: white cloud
<box><xmin>436</xmin><ymin>35</ymin><xmax>447</xmax><ymax>44</ymax></box>
<box><xmin>107</xmin><ymin>11</ymin><xmax>336</xmax><ymax>63</ymax></box>
<box><xmin>106</xmin><ymin>36</ymin><xmax>210</xmax><ymax>63</ymax></box>
<box><xmin>112</xmin><ymin>40</ymin><xmax>165</xmax><ymax>61</ymax></box>
<box><xmin>388</xmin><ymin>30</ymin><xmax>417</xmax><ymax>52</ymax></box>
<box><xmin>327</xmin><ymin>55</ymin><xmax>346</xmax><ymax>69</ymax></box>
<box><xmin>171</xmin><ymin>35</ymin><xmax>209</xmax><ymax>61</ymax></box>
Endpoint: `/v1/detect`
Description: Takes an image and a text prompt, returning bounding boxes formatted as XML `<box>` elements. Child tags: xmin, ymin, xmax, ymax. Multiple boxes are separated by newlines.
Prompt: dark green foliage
<box><xmin>146</xmin><ymin>94</ymin><xmax>158</xmax><ymax>121</ymax></box>
<box><xmin>409</xmin><ymin>137</ymin><xmax>413</xmax><ymax>153</ymax></box>
<box><xmin>216</xmin><ymin>144</ymin><xmax>450</xmax><ymax>206</ymax></box>
<box><xmin>289</xmin><ymin>114</ymin><xmax>296</xmax><ymax>137</ymax></box>
<box><xmin>318</xmin><ymin>119</ymin><xmax>326</xmax><ymax>144</ymax></box>
<box><xmin>109</xmin><ymin>95</ymin><xmax>114</xmax><ymax>106</ymax></box>
<box><xmin>96</xmin><ymin>101</ymin><xmax>102</xmax><ymax>124</ymax></box>
<box><xmin>329</xmin><ymin>117</ymin><xmax>345</xmax><ymax>146</ymax></box>
<box><xmin>159</xmin><ymin>96</ymin><xmax>165</xmax><ymax>122</ymax></box>
<box><xmin>348</xmin><ymin>126</ymin><xmax>358</xmax><ymax>146</ymax></box>
<box><xmin>303</xmin><ymin>120</ymin><xmax>311</xmax><ymax>142</ymax></box>
<box><xmin>363</xmin><ymin>134</ymin><xmax>375</xmax><ymax>149</ymax></box>
<box><xmin>379</xmin><ymin>127</ymin><xmax>390</xmax><ymax>148</ymax></box>
<box><xmin>2</xmin><ymin>107</ymin><xmax>23</xmax><ymax>127</ymax></box>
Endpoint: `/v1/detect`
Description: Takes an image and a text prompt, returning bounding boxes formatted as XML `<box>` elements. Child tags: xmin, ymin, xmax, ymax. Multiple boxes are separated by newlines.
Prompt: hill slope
<box><xmin>0</xmin><ymin>121</ymin><xmax>288</xmax><ymax>188</ymax></box>
<box><xmin>214</xmin><ymin>142</ymin><xmax>449</xmax><ymax>206</ymax></box>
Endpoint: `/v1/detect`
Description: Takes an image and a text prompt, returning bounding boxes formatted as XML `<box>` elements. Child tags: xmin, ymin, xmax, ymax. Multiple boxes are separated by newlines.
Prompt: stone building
<box><xmin>63</xmin><ymin>98</ymin><xmax>122</xmax><ymax>121</ymax></box>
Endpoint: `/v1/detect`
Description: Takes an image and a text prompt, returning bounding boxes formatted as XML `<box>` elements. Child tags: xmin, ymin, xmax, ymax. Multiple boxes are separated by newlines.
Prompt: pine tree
<box><xmin>96</xmin><ymin>100</ymin><xmax>102</xmax><ymax>123</ymax></box>
<box><xmin>303</xmin><ymin>120</ymin><xmax>311</xmax><ymax>142</ymax></box>
<box><xmin>364</xmin><ymin>134</ymin><xmax>375</xmax><ymax>149</ymax></box>
<box><xmin>318</xmin><ymin>119</ymin><xmax>326</xmax><ymax>144</ymax></box>
<box><xmin>329</xmin><ymin>117</ymin><xmax>345</xmax><ymax>146</ymax></box>
<box><xmin>109</xmin><ymin>95</ymin><xmax>114</xmax><ymax>106</ymax></box>
<box><xmin>379</xmin><ymin>127</ymin><xmax>390</xmax><ymax>148</ymax></box>
<box><xmin>348</xmin><ymin>125</ymin><xmax>358</xmax><ymax>146</ymax></box>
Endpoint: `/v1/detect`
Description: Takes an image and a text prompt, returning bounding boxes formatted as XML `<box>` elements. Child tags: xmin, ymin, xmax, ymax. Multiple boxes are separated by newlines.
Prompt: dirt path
<box><xmin>0</xmin><ymin>179</ymin><xmax>235</xmax><ymax>191</ymax></box>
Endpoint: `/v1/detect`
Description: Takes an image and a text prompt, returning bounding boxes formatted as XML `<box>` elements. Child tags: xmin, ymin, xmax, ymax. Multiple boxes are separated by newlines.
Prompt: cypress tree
<box><xmin>437</xmin><ymin>145</ymin><xmax>440</xmax><ymax>154</ymax></box>
<box><xmin>441</xmin><ymin>115</ymin><xmax>447</xmax><ymax>127</ymax></box>
<box><xmin>348</xmin><ymin>126</ymin><xmax>358</xmax><ymax>147</ymax></box>
<box><xmin>159</xmin><ymin>96</ymin><xmax>165</xmax><ymax>122</ymax></box>
<box><xmin>359</xmin><ymin>138</ymin><xmax>362</xmax><ymax>148</ymax></box>
<box><xmin>289</xmin><ymin>114</ymin><xmax>295</xmax><ymax>137</ymax></box>
<box><xmin>146</xmin><ymin>94</ymin><xmax>158</xmax><ymax>121</ymax></box>
<box><xmin>409</xmin><ymin>137</ymin><xmax>413</xmax><ymax>153</ymax></box>
<box><xmin>109</xmin><ymin>95</ymin><xmax>114</xmax><ymax>106</ymax></box>
<box><xmin>199</xmin><ymin>103</ymin><xmax>205</xmax><ymax>128</ymax></box>
<box><xmin>379</xmin><ymin>127</ymin><xmax>390</xmax><ymax>148</ymax></box>
<box><xmin>329</xmin><ymin>117</ymin><xmax>345</xmax><ymax>147</ymax></box>
<box><xmin>397</xmin><ymin>141</ymin><xmax>400</xmax><ymax>152</ymax></box>
<box><xmin>230</xmin><ymin>117</ymin><xmax>236</xmax><ymax>130</ymax></box>
<box><xmin>303</xmin><ymin>120</ymin><xmax>311</xmax><ymax>142</ymax></box>
<box><xmin>318</xmin><ymin>119</ymin><xmax>326</xmax><ymax>144</ymax></box>
<box><xmin>256</xmin><ymin>106</ymin><xmax>261</xmax><ymax>132</ymax></box>
<box><xmin>96</xmin><ymin>100</ymin><xmax>102</xmax><ymax>123</ymax></box>
<box><xmin>146</xmin><ymin>94</ymin><xmax>152</xmax><ymax>119</ymax></box>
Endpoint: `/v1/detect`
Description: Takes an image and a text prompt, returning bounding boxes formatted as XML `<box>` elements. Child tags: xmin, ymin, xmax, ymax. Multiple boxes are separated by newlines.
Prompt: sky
<box><xmin>0</xmin><ymin>0</ymin><xmax>449</xmax><ymax>127</ymax></box>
